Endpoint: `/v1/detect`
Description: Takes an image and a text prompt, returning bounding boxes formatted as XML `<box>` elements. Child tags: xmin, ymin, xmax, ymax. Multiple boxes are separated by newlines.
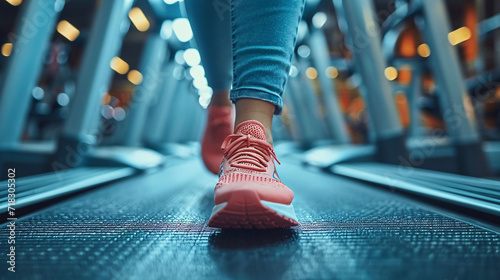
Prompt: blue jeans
<box><xmin>184</xmin><ymin>0</ymin><xmax>305</xmax><ymax>114</ymax></box>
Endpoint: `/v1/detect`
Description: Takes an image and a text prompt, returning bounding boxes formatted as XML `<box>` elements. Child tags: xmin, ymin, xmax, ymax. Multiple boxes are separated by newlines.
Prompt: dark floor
<box><xmin>1</xmin><ymin>158</ymin><xmax>499</xmax><ymax>280</ymax></box>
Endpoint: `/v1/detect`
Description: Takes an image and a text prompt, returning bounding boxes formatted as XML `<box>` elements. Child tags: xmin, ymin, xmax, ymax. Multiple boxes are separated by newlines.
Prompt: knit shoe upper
<box><xmin>214</xmin><ymin>120</ymin><xmax>294</xmax><ymax>206</ymax></box>
<box><xmin>201</xmin><ymin>105</ymin><xmax>234</xmax><ymax>174</ymax></box>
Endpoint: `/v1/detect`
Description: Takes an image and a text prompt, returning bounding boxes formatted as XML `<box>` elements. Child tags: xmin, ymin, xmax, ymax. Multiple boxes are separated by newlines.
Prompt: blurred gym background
<box><xmin>0</xmin><ymin>0</ymin><xmax>499</xmax><ymax>279</ymax></box>
<box><xmin>1</xmin><ymin>0</ymin><xmax>499</xmax><ymax>159</ymax></box>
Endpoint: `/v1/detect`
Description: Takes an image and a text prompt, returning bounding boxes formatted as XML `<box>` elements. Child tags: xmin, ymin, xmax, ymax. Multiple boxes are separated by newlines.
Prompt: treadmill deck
<box><xmin>1</xmin><ymin>158</ymin><xmax>499</xmax><ymax>280</ymax></box>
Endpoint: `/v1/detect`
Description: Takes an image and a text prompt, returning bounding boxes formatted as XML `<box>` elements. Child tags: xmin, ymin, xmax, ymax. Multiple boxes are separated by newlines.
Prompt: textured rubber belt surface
<box><xmin>0</xmin><ymin>167</ymin><xmax>136</xmax><ymax>211</ymax></box>
<box><xmin>1</xmin><ymin>158</ymin><xmax>499</xmax><ymax>280</ymax></box>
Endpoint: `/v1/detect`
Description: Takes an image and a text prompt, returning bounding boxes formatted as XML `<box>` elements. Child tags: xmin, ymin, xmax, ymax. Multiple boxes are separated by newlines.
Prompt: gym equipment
<box><xmin>0</xmin><ymin>1</ymin><xmax>498</xmax><ymax>279</ymax></box>
<box><xmin>54</xmin><ymin>0</ymin><xmax>164</xmax><ymax>170</ymax></box>
<box><xmin>293</xmin><ymin>0</ymin><xmax>500</xmax><ymax>222</ymax></box>
<box><xmin>0</xmin><ymin>156</ymin><xmax>498</xmax><ymax>279</ymax></box>
<box><xmin>0</xmin><ymin>0</ymin><xmax>65</xmax><ymax>178</ymax></box>
<box><xmin>304</xmin><ymin>0</ymin><xmax>497</xmax><ymax>178</ymax></box>
<box><xmin>0</xmin><ymin>0</ymin><xmax>164</xmax><ymax>213</ymax></box>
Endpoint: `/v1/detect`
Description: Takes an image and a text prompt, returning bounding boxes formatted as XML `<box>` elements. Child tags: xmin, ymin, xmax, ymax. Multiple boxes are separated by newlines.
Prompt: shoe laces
<box><xmin>221</xmin><ymin>134</ymin><xmax>280</xmax><ymax>172</ymax></box>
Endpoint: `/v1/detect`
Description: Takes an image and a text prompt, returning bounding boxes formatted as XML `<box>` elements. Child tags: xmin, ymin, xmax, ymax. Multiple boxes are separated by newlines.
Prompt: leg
<box><xmin>208</xmin><ymin>0</ymin><xmax>305</xmax><ymax>229</ymax></box>
<box><xmin>184</xmin><ymin>0</ymin><xmax>232</xmax><ymax>106</ymax></box>
<box><xmin>230</xmin><ymin>0</ymin><xmax>305</xmax><ymax>143</ymax></box>
<box><xmin>235</xmin><ymin>99</ymin><xmax>275</xmax><ymax>143</ymax></box>
<box><xmin>185</xmin><ymin>0</ymin><xmax>234</xmax><ymax>173</ymax></box>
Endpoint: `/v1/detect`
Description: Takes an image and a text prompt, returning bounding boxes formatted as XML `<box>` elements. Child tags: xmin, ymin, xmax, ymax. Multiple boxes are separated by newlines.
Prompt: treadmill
<box><xmin>0</xmin><ymin>0</ymin><xmax>166</xmax><ymax>216</ymax></box>
<box><xmin>0</xmin><ymin>0</ymin><xmax>498</xmax><ymax>279</ymax></box>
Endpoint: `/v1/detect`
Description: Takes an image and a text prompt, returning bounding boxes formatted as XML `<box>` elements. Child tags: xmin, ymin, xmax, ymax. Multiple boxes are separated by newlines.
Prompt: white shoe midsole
<box><xmin>261</xmin><ymin>200</ymin><xmax>298</xmax><ymax>222</ymax></box>
<box><xmin>210</xmin><ymin>202</ymin><xmax>227</xmax><ymax>218</ymax></box>
<box><xmin>210</xmin><ymin>200</ymin><xmax>298</xmax><ymax>222</ymax></box>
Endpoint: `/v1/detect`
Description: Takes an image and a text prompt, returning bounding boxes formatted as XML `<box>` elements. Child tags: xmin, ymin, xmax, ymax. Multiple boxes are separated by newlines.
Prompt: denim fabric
<box><xmin>185</xmin><ymin>0</ymin><xmax>305</xmax><ymax>114</ymax></box>
<box><xmin>184</xmin><ymin>0</ymin><xmax>233</xmax><ymax>92</ymax></box>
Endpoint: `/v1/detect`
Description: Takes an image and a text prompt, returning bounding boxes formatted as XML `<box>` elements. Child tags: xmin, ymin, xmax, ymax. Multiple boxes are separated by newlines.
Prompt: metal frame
<box><xmin>116</xmin><ymin>30</ymin><xmax>169</xmax><ymax>147</ymax></box>
<box><xmin>417</xmin><ymin>0</ymin><xmax>489</xmax><ymax>176</ymax></box>
<box><xmin>54</xmin><ymin>0</ymin><xmax>134</xmax><ymax>167</ymax></box>
<box><xmin>282</xmin><ymin>58</ymin><xmax>327</xmax><ymax>147</ymax></box>
<box><xmin>0</xmin><ymin>0</ymin><xmax>63</xmax><ymax>148</ymax></box>
<box><xmin>340</xmin><ymin>0</ymin><xmax>408</xmax><ymax>164</ymax></box>
<box><xmin>143</xmin><ymin>60</ymin><xmax>180</xmax><ymax>148</ymax></box>
<box><xmin>308</xmin><ymin>27</ymin><xmax>351</xmax><ymax>144</ymax></box>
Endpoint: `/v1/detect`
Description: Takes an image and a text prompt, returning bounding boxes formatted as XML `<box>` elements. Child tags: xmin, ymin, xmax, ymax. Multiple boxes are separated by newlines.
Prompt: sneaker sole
<box><xmin>207</xmin><ymin>189</ymin><xmax>299</xmax><ymax>229</ymax></box>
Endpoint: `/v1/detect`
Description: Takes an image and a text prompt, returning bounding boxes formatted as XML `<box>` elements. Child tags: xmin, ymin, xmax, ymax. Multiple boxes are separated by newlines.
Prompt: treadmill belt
<box><xmin>1</xmin><ymin>158</ymin><xmax>499</xmax><ymax>279</ymax></box>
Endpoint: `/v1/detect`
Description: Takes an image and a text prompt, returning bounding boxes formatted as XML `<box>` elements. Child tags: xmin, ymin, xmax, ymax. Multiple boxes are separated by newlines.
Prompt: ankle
<box><xmin>235</xmin><ymin>98</ymin><xmax>275</xmax><ymax>145</ymax></box>
<box><xmin>209</xmin><ymin>90</ymin><xmax>232</xmax><ymax>107</ymax></box>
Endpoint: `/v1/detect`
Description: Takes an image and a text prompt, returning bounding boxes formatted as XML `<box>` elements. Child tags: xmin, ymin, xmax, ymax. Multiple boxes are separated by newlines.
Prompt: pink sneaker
<box><xmin>201</xmin><ymin>105</ymin><xmax>234</xmax><ymax>174</ymax></box>
<box><xmin>207</xmin><ymin>120</ymin><xmax>299</xmax><ymax>229</ymax></box>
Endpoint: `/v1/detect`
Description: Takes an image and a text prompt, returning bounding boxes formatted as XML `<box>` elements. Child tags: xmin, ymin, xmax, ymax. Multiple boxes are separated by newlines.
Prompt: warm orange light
<box><xmin>306</xmin><ymin>67</ymin><xmax>318</xmax><ymax>79</ymax></box>
<box><xmin>127</xmin><ymin>70</ymin><xmax>143</xmax><ymax>85</ymax></box>
<box><xmin>326</xmin><ymin>66</ymin><xmax>338</xmax><ymax>79</ymax></box>
<box><xmin>417</xmin><ymin>44</ymin><xmax>431</xmax><ymax>57</ymax></box>
<box><xmin>1</xmin><ymin>43</ymin><xmax>13</xmax><ymax>57</ymax></box>
<box><xmin>463</xmin><ymin>2</ymin><xmax>478</xmax><ymax>62</ymax></box>
<box><xmin>57</xmin><ymin>20</ymin><xmax>80</xmax><ymax>41</ymax></box>
<box><xmin>384</xmin><ymin>67</ymin><xmax>398</xmax><ymax>81</ymax></box>
<box><xmin>128</xmin><ymin>7</ymin><xmax>150</xmax><ymax>32</ymax></box>
<box><xmin>110</xmin><ymin>57</ymin><xmax>129</xmax><ymax>74</ymax></box>
<box><xmin>399</xmin><ymin>29</ymin><xmax>417</xmax><ymax>57</ymax></box>
<box><xmin>395</xmin><ymin>92</ymin><xmax>410</xmax><ymax>127</ymax></box>
<box><xmin>398</xmin><ymin>65</ymin><xmax>412</xmax><ymax>85</ymax></box>
<box><xmin>102</xmin><ymin>93</ymin><xmax>111</xmax><ymax>105</ymax></box>
<box><xmin>5</xmin><ymin>0</ymin><xmax>22</xmax><ymax>6</ymax></box>
<box><xmin>448</xmin><ymin>27</ymin><xmax>472</xmax><ymax>45</ymax></box>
